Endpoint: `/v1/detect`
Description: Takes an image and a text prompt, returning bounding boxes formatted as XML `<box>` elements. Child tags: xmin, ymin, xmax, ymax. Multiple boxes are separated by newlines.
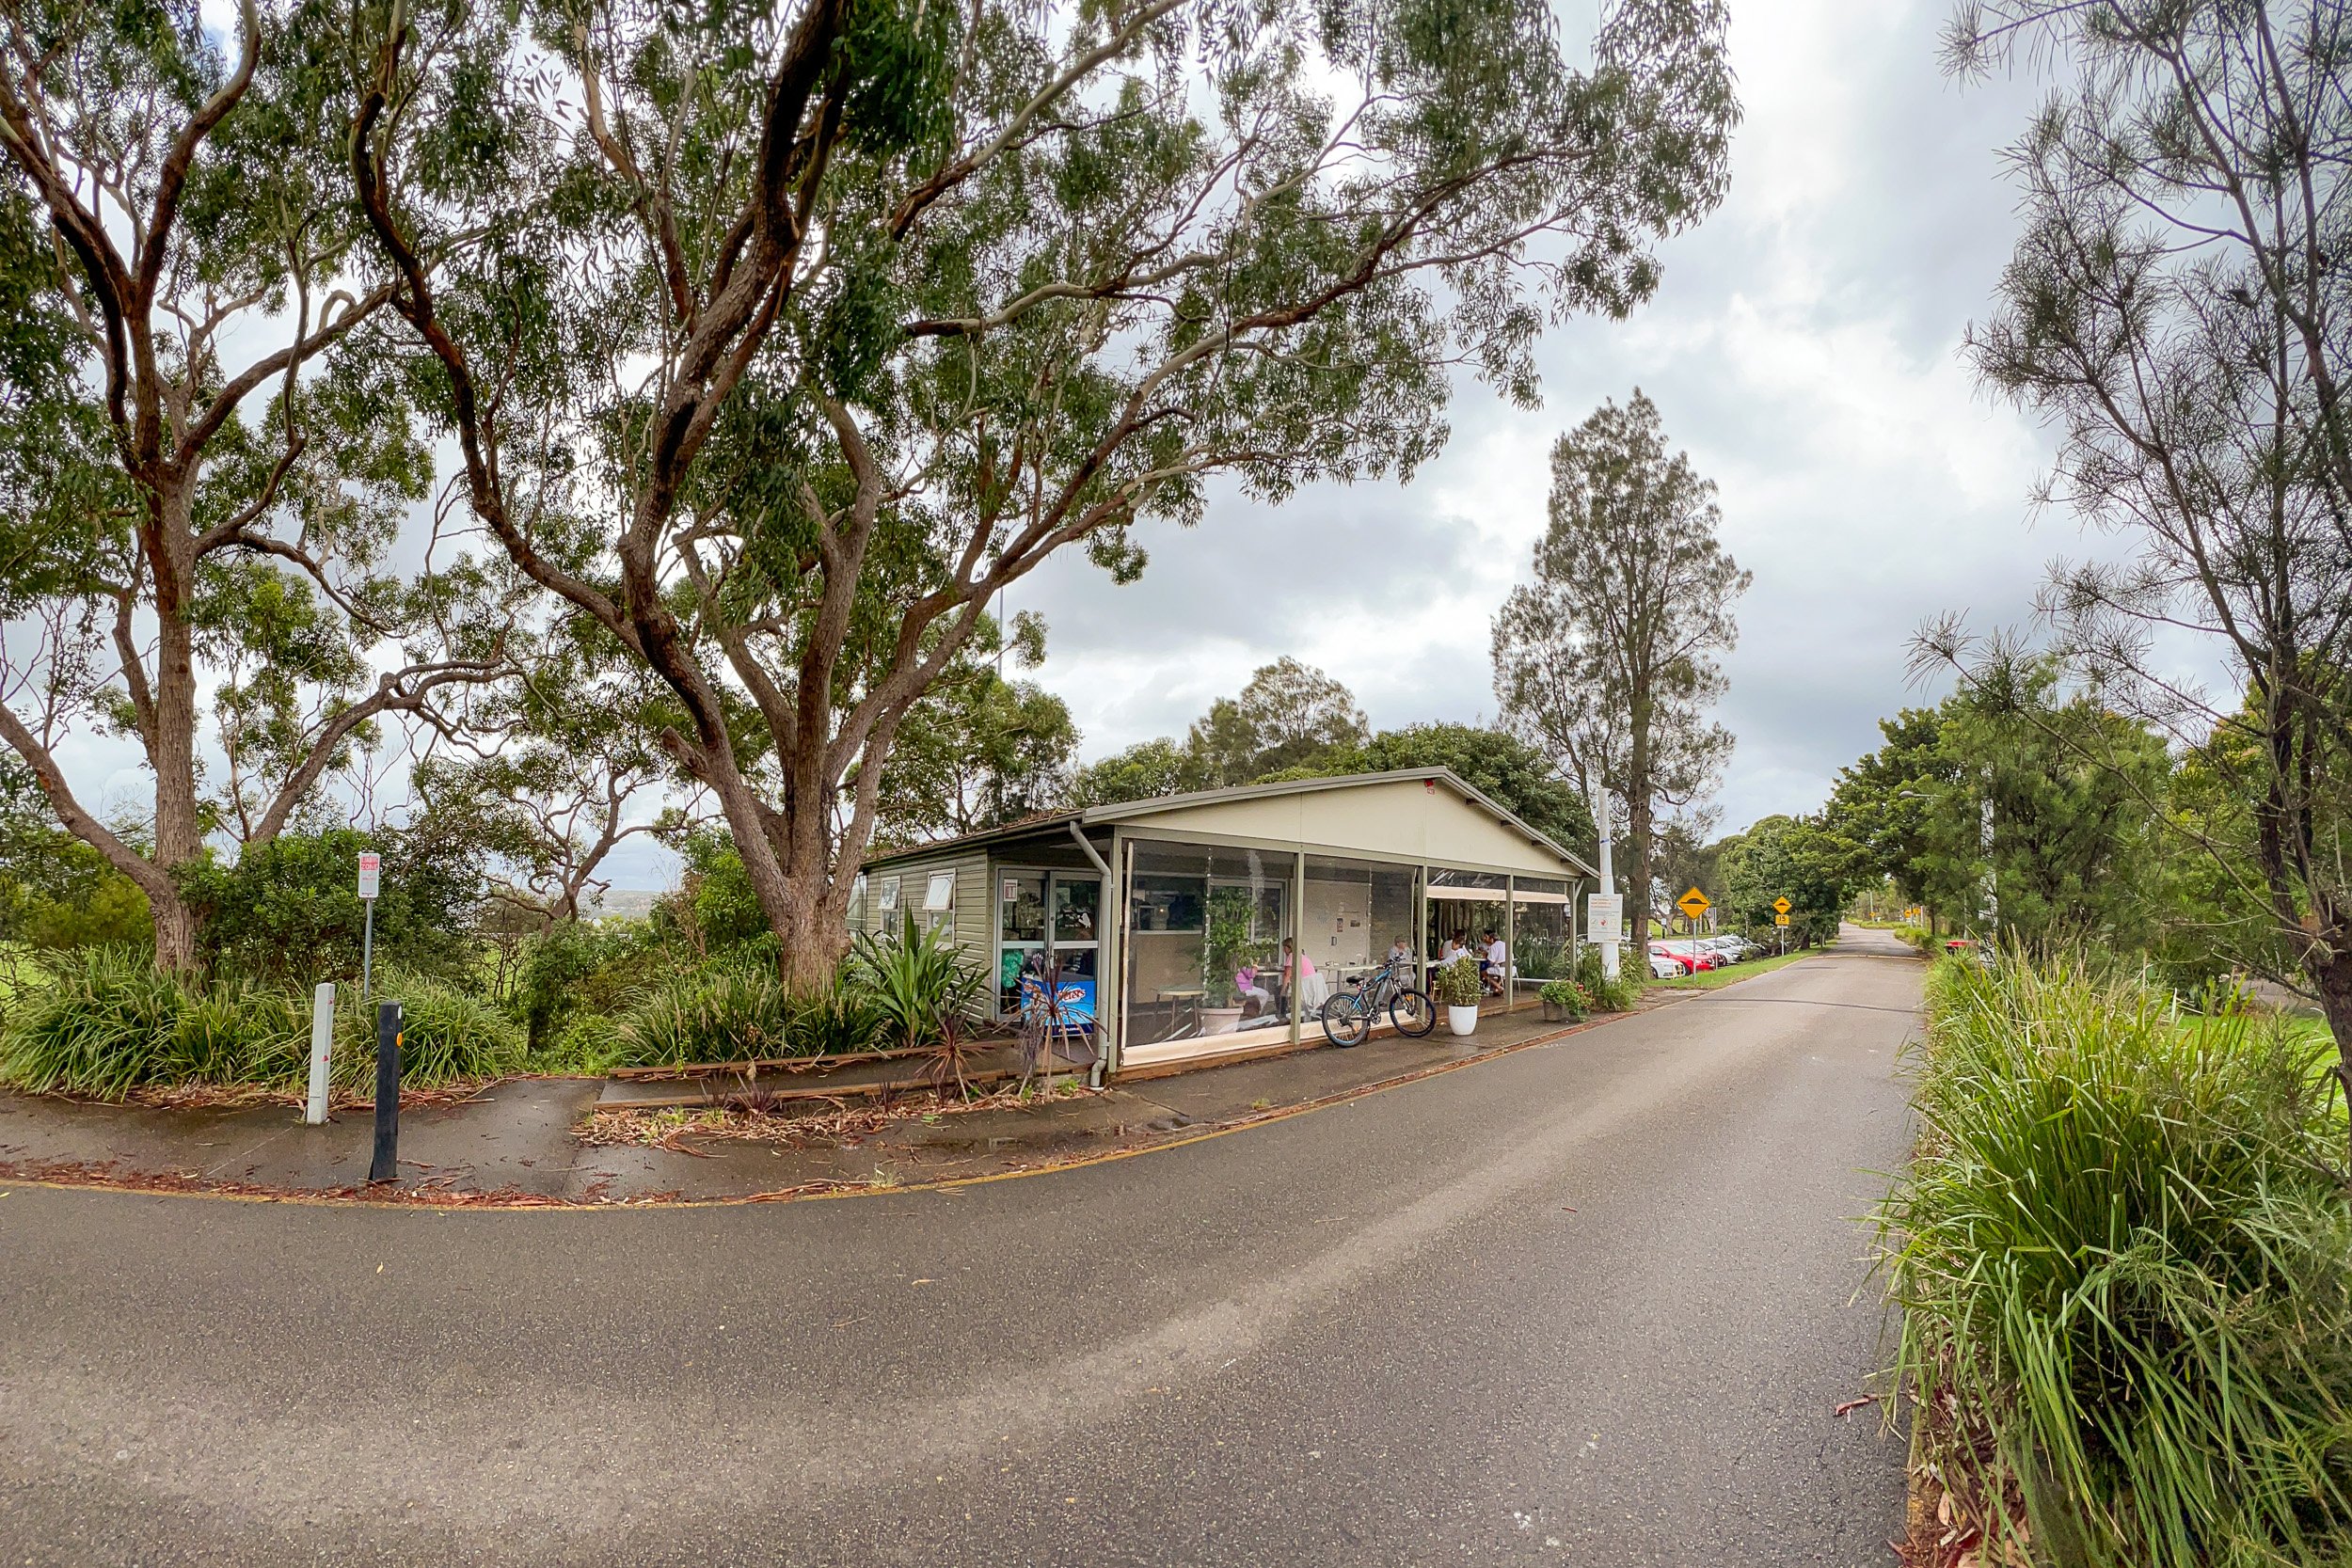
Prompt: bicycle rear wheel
<box><xmin>1389</xmin><ymin>988</ymin><xmax>1436</xmax><ymax>1037</ymax></box>
<box><xmin>1319</xmin><ymin>994</ymin><xmax>1370</xmax><ymax>1048</ymax></box>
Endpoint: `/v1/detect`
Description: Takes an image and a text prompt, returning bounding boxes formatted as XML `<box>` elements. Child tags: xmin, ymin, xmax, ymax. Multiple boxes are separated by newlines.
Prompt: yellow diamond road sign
<box><xmin>1773</xmin><ymin>896</ymin><xmax>1792</xmax><ymax>915</ymax></box>
<box><xmin>1676</xmin><ymin>887</ymin><xmax>1710</xmax><ymax>920</ymax></box>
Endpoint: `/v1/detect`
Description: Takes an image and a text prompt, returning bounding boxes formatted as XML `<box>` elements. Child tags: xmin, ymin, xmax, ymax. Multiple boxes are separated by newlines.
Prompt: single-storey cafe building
<box><xmin>849</xmin><ymin>768</ymin><xmax>1596</xmax><ymax>1077</ymax></box>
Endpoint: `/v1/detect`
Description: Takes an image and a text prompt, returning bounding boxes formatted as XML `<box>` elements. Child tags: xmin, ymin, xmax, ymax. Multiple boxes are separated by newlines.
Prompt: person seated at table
<box><xmin>1280</xmin><ymin>938</ymin><xmax>1327</xmax><ymax>1010</ymax></box>
<box><xmin>1235</xmin><ymin>963</ymin><xmax>1278</xmax><ymax>1026</ymax></box>
<box><xmin>1481</xmin><ymin>928</ymin><xmax>1508</xmax><ymax>996</ymax></box>
<box><xmin>1437</xmin><ymin>933</ymin><xmax>1469</xmax><ymax>969</ymax></box>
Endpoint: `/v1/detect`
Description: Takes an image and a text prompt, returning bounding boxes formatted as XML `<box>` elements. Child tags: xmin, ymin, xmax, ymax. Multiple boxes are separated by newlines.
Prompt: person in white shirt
<box><xmin>1481</xmin><ymin>929</ymin><xmax>1508</xmax><ymax>996</ymax></box>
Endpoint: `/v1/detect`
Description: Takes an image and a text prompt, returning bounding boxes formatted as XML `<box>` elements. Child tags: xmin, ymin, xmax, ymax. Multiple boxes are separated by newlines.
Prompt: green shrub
<box><xmin>1880</xmin><ymin>955</ymin><xmax>2352</xmax><ymax>1568</ymax></box>
<box><xmin>1537</xmin><ymin>976</ymin><xmax>1588</xmax><ymax>1016</ymax></box>
<box><xmin>339</xmin><ymin>973</ymin><xmax>523</xmax><ymax>1087</ymax></box>
<box><xmin>512</xmin><ymin>919</ymin><xmax>643</xmax><ymax>1052</ymax></box>
<box><xmin>1</xmin><ymin>949</ymin><xmax>193</xmax><ymax>1096</ymax></box>
<box><xmin>786</xmin><ymin>990</ymin><xmax>887</xmax><ymax>1057</ymax></box>
<box><xmin>611</xmin><ymin>960</ymin><xmax>799</xmax><ymax>1067</ymax></box>
<box><xmin>0</xmin><ymin>948</ymin><xmax>524</xmax><ymax>1097</ymax></box>
<box><xmin>1430</xmin><ymin>958</ymin><xmax>1483</xmax><ymax>1007</ymax></box>
<box><xmin>1573</xmin><ymin>946</ymin><xmax>1641</xmax><ymax>1011</ymax></box>
<box><xmin>851</xmin><ymin>915</ymin><xmax>987</xmax><ymax>1051</ymax></box>
<box><xmin>177</xmin><ymin>825</ymin><xmax>483</xmax><ymax>987</ymax></box>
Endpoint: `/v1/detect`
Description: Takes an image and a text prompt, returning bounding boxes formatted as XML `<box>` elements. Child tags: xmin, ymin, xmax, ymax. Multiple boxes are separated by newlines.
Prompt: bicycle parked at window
<box><xmin>1318</xmin><ymin>954</ymin><xmax>1435</xmax><ymax>1048</ymax></box>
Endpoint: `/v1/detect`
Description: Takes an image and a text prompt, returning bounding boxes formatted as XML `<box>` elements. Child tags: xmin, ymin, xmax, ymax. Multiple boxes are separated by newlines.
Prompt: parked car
<box><xmin>1648</xmin><ymin>940</ymin><xmax>1718</xmax><ymax>974</ymax></box>
<box><xmin>1701</xmin><ymin>936</ymin><xmax>1746</xmax><ymax>963</ymax></box>
<box><xmin>1647</xmin><ymin>950</ymin><xmax>1684</xmax><ymax>980</ymax></box>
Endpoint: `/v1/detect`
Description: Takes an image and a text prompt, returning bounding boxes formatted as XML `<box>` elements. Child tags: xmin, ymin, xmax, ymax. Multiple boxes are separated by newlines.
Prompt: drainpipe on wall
<box><xmin>1068</xmin><ymin>823</ymin><xmax>1114</xmax><ymax>1086</ymax></box>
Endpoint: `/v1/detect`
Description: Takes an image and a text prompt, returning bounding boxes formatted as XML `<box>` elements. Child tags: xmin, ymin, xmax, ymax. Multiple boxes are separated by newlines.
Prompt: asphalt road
<box><xmin>1</xmin><ymin>935</ymin><xmax>1920</xmax><ymax>1566</ymax></box>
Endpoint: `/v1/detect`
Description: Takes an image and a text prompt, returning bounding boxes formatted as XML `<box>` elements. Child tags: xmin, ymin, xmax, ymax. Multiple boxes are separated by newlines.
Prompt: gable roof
<box><xmin>861</xmin><ymin>768</ymin><xmax>1597</xmax><ymax>879</ymax></box>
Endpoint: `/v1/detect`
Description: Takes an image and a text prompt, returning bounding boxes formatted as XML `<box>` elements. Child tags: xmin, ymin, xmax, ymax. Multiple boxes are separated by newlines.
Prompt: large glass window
<box><xmin>1512</xmin><ymin>877</ymin><xmax>1572</xmax><ymax>997</ymax></box>
<box><xmin>1303</xmin><ymin>856</ymin><xmax>1420</xmax><ymax>1001</ymax></box>
<box><xmin>1122</xmin><ymin>841</ymin><xmax>1294</xmax><ymax>1053</ymax></box>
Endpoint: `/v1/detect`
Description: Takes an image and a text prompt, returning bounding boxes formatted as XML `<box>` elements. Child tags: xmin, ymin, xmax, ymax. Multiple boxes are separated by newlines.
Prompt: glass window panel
<box><xmin>1122</xmin><ymin>840</ymin><xmax>1295</xmax><ymax>1051</ymax></box>
<box><xmin>999</xmin><ymin>872</ymin><xmax>1046</xmax><ymax>944</ymax></box>
<box><xmin>924</xmin><ymin>870</ymin><xmax>956</xmax><ymax>911</ymax></box>
<box><xmin>1305</xmin><ymin>855</ymin><xmax>1420</xmax><ymax>999</ymax></box>
<box><xmin>1513</xmin><ymin>893</ymin><xmax>1571</xmax><ymax>982</ymax></box>
<box><xmin>1053</xmin><ymin>879</ymin><xmax>1100</xmax><ymax>943</ymax></box>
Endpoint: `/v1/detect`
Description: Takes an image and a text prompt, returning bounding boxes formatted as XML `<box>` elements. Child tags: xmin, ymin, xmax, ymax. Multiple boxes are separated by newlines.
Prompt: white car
<box><xmin>1647</xmin><ymin>951</ymin><xmax>1683</xmax><ymax>979</ymax></box>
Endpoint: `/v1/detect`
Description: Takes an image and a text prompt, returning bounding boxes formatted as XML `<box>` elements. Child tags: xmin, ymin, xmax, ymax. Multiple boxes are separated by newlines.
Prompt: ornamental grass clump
<box><xmin>0</xmin><ymin>949</ymin><xmax>515</xmax><ymax>1096</ymax></box>
<box><xmin>1880</xmin><ymin>955</ymin><xmax>2352</xmax><ymax>1568</ymax></box>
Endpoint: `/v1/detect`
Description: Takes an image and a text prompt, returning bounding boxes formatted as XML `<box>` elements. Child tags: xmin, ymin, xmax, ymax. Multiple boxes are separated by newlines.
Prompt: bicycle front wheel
<box><xmin>1389</xmin><ymin>988</ymin><xmax>1436</xmax><ymax>1038</ymax></box>
<box><xmin>1319</xmin><ymin>995</ymin><xmax>1370</xmax><ymax>1048</ymax></box>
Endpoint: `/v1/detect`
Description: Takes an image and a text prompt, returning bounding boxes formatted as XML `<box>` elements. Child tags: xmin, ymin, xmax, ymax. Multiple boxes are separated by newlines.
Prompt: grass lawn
<box><xmin>1645</xmin><ymin>948</ymin><xmax>1821</xmax><ymax>992</ymax></box>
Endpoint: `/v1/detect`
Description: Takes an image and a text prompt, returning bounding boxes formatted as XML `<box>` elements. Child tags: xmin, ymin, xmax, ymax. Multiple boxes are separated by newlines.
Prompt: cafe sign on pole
<box><xmin>1585</xmin><ymin>893</ymin><xmax>1624</xmax><ymax>944</ymax></box>
<box><xmin>358</xmin><ymin>852</ymin><xmax>381</xmax><ymax>1001</ymax></box>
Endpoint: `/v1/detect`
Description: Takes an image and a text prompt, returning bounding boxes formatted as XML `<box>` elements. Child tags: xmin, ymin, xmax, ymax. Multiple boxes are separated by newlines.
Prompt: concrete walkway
<box><xmin>0</xmin><ymin>1004</ymin><xmax>1617</xmax><ymax>1202</ymax></box>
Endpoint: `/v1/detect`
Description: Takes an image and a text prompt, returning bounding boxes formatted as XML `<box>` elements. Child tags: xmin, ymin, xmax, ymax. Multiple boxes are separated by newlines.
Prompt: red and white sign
<box><xmin>358</xmin><ymin>852</ymin><xmax>381</xmax><ymax>900</ymax></box>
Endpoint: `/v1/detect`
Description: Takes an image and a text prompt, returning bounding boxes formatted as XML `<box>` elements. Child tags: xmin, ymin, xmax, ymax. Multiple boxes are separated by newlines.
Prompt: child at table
<box><xmin>1235</xmin><ymin>962</ymin><xmax>1276</xmax><ymax>1025</ymax></box>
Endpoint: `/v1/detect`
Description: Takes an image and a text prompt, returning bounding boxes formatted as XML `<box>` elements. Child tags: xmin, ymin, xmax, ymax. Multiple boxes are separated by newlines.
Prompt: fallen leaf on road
<box><xmin>911</xmin><ymin>1277</ymin><xmax>934</xmax><ymax>1286</ymax></box>
<box><xmin>1835</xmin><ymin>1394</ymin><xmax>1879</xmax><ymax>1418</ymax></box>
<box><xmin>376</xmin><ymin>1263</ymin><xmax>384</xmax><ymax>1274</ymax></box>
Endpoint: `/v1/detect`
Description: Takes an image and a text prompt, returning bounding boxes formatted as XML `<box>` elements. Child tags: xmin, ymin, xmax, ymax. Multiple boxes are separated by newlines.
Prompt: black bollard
<box><xmin>368</xmin><ymin>1001</ymin><xmax>403</xmax><ymax>1184</ymax></box>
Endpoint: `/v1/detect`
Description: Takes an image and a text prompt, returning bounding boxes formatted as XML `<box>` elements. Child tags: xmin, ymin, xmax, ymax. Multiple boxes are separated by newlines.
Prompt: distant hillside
<box><xmin>586</xmin><ymin>888</ymin><xmax>663</xmax><ymax>920</ymax></box>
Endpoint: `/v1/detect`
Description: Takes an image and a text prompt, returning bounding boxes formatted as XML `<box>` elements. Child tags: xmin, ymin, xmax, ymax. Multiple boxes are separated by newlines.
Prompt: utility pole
<box><xmin>1591</xmin><ymin>768</ymin><xmax>1619</xmax><ymax>982</ymax></box>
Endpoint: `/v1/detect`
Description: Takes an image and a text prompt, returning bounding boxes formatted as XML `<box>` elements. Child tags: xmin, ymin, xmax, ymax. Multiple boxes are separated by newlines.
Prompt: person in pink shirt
<box><xmin>1280</xmin><ymin>938</ymin><xmax>1327</xmax><ymax>1009</ymax></box>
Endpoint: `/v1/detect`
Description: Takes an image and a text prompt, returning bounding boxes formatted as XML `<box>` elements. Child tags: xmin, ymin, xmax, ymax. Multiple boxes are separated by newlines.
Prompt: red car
<box><xmin>1647</xmin><ymin>940</ymin><xmax>1719</xmax><ymax>974</ymax></box>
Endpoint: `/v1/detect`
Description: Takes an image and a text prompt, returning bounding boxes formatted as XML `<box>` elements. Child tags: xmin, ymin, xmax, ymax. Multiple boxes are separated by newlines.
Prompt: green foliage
<box><xmin>177</xmin><ymin>825</ymin><xmax>483</xmax><ymax>986</ymax></box>
<box><xmin>850</xmin><ymin>915</ymin><xmax>987</xmax><ymax>1051</ymax></box>
<box><xmin>1881</xmin><ymin>956</ymin><xmax>2352</xmax><ymax>1567</ymax></box>
<box><xmin>0</xmin><ymin>948</ymin><xmax>518</xmax><ymax>1098</ymax></box>
<box><xmin>1715</xmin><ymin>814</ymin><xmax>1850</xmax><ymax>947</ymax></box>
<box><xmin>0</xmin><ymin>761</ymin><xmax>151</xmax><ymax>954</ymax></box>
<box><xmin>513</xmin><ymin>919</ymin><xmax>631</xmax><ymax>1053</ymax></box>
<box><xmin>1430</xmin><ymin>958</ymin><xmax>1483</xmax><ymax>1007</ymax></box>
<box><xmin>661</xmin><ymin>829</ymin><xmax>772</xmax><ymax>953</ymax></box>
<box><xmin>1202</xmin><ymin>885</ymin><xmax>1263</xmax><ymax>1007</ymax></box>
<box><xmin>869</xmin><ymin>666</ymin><xmax>1078</xmax><ymax>849</ymax></box>
<box><xmin>787</xmin><ymin>990</ymin><xmax>889</xmax><ymax>1058</ymax></box>
<box><xmin>341</xmin><ymin>974</ymin><xmax>524</xmax><ymax>1088</ymax></box>
<box><xmin>610</xmin><ymin>961</ymin><xmax>802</xmax><ymax>1069</ymax></box>
<box><xmin>606</xmin><ymin>955</ymin><xmax>888</xmax><ymax>1068</ymax></box>
<box><xmin>1573</xmin><ymin>945</ymin><xmax>1641</xmax><ymax>1012</ymax></box>
<box><xmin>1821</xmin><ymin>661</ymin><xmax>2169</xmax><ymax>957</ymax></box>
<box><xmin>1071</xmin><ymin>739</ymin><xmax>1200</xmax><ymax>808</ymax></box>
<box><xmin>1537</xmin><ymin>976</ymin><xmax>1589</xmax><ymax>1016</ymax></box>
<box><xmin>1492</xmin><ymin>388</ymin><xmax>1749</xmax><ymax>919</ymax></box>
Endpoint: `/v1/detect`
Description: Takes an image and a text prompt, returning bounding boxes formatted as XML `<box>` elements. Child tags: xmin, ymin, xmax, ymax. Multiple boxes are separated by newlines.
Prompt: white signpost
<box><xmin>1585</xmin><ymin>893</ymin><xmax>1624</xmax><ymax>945</ymax></box>
<box><xmin>358</xmin><ymin>852</ymin><xmax>381</xmax><ymax>1000</ymax></box>
<box><xmin>305</xmin><ymin>982</ymin><xmax>336</xmax><ymax>1125</ymax></box>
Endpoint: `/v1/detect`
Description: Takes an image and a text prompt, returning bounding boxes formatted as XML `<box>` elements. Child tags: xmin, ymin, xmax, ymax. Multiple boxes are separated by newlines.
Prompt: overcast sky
<box><xmin>1005</xmin><ymin>0</ymin><xmax>2069</xmax><ymax>841</ymax></box>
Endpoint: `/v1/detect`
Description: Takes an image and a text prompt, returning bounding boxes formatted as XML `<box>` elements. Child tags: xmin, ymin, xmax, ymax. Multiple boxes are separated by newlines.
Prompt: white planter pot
<box><xmin>1446</xmin><ymin>1005</ymin><xmax>1479</xmax><ymax>1037</ymax></box>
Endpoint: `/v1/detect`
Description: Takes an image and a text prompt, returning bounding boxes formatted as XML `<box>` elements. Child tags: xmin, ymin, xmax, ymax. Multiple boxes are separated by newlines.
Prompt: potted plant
<box><xmin>1538</xmin><ymin>977</ymin><xmax>1587</xmax><ymax>1023</ymax></box>
<box><xmin>1200</xmin><ymin>886</ymin><xmax>1258</xmax><ymax>1035</ymax></box>
<box><xmin>1432</xmin><ymin>958</ymin><xmax>1483</xmax><ymax>1036</ymax></box>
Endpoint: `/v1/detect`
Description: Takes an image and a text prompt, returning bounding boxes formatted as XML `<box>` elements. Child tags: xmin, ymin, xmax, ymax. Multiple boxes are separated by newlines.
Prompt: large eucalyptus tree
<box><xmin>352</xmin><ymin>0</ymin><xmax>1737</xmax><ymax>986</ymax></box>
<box><xmin>0</xmin><ymin>0</ymin><xmax>515</xmax><ymax>967</ymax></box>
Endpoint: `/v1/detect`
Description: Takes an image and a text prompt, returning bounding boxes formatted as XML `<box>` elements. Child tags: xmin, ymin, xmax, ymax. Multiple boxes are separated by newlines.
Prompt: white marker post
<box><xmin>305</xmin><ymin>982</ymin><xmax>335</xmax><ymax>1124</ymax></box>
<box><xmin>358</xmin><ymin>852</ymin><xmax>381</xmax><ymax>1001</ymax></box>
